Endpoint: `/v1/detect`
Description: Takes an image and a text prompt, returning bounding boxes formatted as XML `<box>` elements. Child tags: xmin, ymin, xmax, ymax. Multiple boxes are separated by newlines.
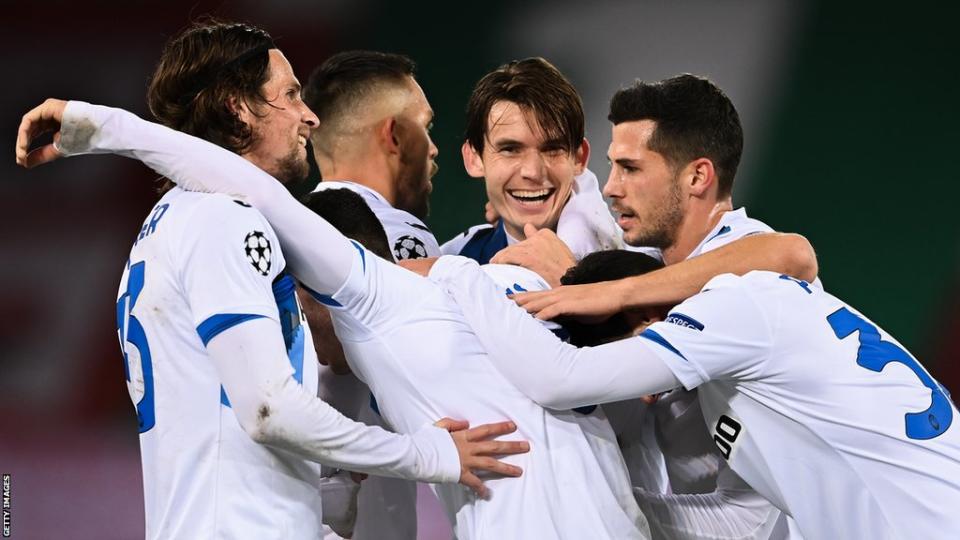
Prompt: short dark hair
<box><xmin>303</xmin><ymin>50</ymin><xmax>415</xmax><ymax>146</ymax></box>
<box><xmin>608</xmin><ymin>74</ymin><xmax>743</xmax><ymax>198</ymax></box>
<box><xmin>147</xmin><ymin>19</ymin><xmax>275</xmax><ymax>155</ymax></box>
<box><xmin>558</xmin><ymin>250</ymin><xmax>664</xmax><ymax>347</ymax></box>
<box><xmin>465</xmin><ymin>57</ymin><xmax>584</xmax><ymax>154</ymax></box>
<box><xmin>302</xmin><ymin>188</ymin><xmax>393</xmax><ymax>261</ymax></box>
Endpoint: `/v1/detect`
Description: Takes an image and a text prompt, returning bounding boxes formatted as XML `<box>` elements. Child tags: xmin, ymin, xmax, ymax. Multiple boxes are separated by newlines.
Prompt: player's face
<box><xmin>241</xmin><ymin>49</ymin><xmax>319</xmax><ymax>184</ymax></box>
<box><xmin>466</xmin><ymin>101</ymin><xmax>586</xmax><ymax>240</ymax></box>
<box><xmin>393</xmin><ymin>77</ymin><xmax>438</xmax><ymax>220</ymax></box>
<box><xmin>604</xmin><ymin>120</ymin><xmax>685</xmax><ymax>249</ymax></box>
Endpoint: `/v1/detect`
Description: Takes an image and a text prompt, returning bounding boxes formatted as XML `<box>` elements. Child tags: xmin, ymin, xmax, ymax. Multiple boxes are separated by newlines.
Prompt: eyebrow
<box><xmin>492</xmin><ymin>138</ymin><xmax>525</xmax><ymax>148</ymax></box>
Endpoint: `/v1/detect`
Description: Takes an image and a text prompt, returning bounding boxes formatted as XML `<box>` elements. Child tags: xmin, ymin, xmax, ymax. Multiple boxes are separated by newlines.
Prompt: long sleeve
<box><xmin>429</xmin><ymin>256</ymin><xmax>681</xmax><ymax>410</ymax></box>
<box><xmin>57</xmin><ymin>100</ymin><xmax>353</xmax><ymax>296</ymax></box>
<box><xmin>207</xmin><ymin>316</ymin><xmax>459</xmax><ymax>482</ymax></box>
<box><xmin>633</xmin><ymin>468</ymin><xmax>782</xmax><ymax>540</ymax></box>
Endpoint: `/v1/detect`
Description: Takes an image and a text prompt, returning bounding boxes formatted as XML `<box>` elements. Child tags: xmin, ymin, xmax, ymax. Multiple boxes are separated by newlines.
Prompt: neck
<box><xmin>661</xmin><ymin>197</ymin><xmax>733</xmax><ymax>265</ymax></box>
<box><xmin>319</xmin><ymin>153</ymin><xmax>397</xmax><ymax>206</ymax></box>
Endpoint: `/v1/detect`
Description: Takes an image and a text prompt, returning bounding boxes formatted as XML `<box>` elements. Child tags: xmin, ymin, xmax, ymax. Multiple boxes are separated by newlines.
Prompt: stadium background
<box><xmin>1</xmin><ymin>1</ymin><xmax>957</xmax><ymax>537</ymax></box>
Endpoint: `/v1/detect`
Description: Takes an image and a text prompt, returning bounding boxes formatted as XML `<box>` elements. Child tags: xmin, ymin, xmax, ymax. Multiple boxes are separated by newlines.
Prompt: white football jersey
<box><xmin>314</xmin><ymin>181</ymin><xmax>440</xmax><ymax>261</ymax></box>
<box><xmin>316</xmin><ymin>246</ymin><xmax>650</xmax><ymax>540</ymax></box>
<box><xmin>116</xmin><ymin>188</ymin><xmax>322</xmax><ymax>539</ymax></box>
<box><xmin>639</xmin><ymin>271</ymin><xmax>960</xmax><ymax>539</ymax></box>
<box><xmin>650</xmin><ymin>208</ymin><xmax>774</xmax><ymax>494</ymax></box>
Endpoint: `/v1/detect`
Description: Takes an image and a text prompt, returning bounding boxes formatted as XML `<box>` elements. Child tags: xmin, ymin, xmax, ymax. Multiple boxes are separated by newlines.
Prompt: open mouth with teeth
<box><xmin>508</xmin><ymin>188</ymin><xmax>556</xmax><ymax>207</ymax></box>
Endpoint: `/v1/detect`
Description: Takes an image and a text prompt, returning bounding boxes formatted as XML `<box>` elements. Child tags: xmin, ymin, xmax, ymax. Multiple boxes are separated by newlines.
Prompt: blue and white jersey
<box><xmin>314</xmin><ymin>181</ymin><xmax>440</xmax><ymax>261</ymax></box>
<box><xmin>116</xmin><ymin>187</ymin><xmax>321</xmax><ymax>539</ymax></box>
<box><xmin>442</xmin><ymin>169</ymin><xmax>622</xmax><ymax>263</ymax></box>
<box><xmin>639</xmin><ymin>271</ymin><xmax>960</xmax><ymax>539</ymax></box>
<box><xmin>315</xmin><ymin>246</ymin><xmax>650</xmax><ymax>540</ymax></box>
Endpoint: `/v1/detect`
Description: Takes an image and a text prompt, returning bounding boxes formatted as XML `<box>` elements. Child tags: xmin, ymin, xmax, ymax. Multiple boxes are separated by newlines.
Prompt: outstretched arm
<box><xmin>429</xmin><ymin>256</ymin><xmax>681</xmax><ymax>410</ymax></box>
<box><xmin>514</xmin><ymin>232</ymin><xmax>817</xmax><ymax>321</ymax></box>
<box><xmin>19</xmin><ymin>99</ymin><xmax>353</xmax><ymax>296</ymax></box>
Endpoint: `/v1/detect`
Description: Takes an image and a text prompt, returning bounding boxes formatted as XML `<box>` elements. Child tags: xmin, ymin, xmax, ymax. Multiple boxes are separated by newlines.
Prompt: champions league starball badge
<box><xmin>244</xmin><ymin>231</ymin><xmax>272</xmax><ymax>276</ymax></box>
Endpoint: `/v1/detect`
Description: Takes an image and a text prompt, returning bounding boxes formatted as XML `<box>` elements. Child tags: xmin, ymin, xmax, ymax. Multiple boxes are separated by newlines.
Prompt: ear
<box><xmin>572</xmin><ymin>138</ymin><xmax>590</xmax><ymax>175</ymax></box>
<box><xmin>377</xmin><ymin>116</ymin><xmax>401</xmax><ymax>156</ymax></box>
<box><xmin>226</xmin><ymin>95</ymin><xmax>252</xmax><ymax>124</ymax></box>
<box><xmin>685</xmin><ymin>158</ymin><xmax>717</xmax><ymax>197</ymax></box>
<box><xmin>461</xmin><ymin>140</ymin><xmax>485</xmax><ymax>178</ymax></box>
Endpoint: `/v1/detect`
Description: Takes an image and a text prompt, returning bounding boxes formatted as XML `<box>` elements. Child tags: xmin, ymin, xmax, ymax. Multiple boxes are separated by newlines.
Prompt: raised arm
<box><xmin>429</xmin><ymin>256</ymin><xmax>680</xmax><ymax>409</ymax></box>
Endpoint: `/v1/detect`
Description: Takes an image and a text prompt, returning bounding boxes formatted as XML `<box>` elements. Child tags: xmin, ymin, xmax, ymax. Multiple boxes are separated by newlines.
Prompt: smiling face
<box><xmin>239</xmin><ymin>49</ymin><xmax>319</xmax><ymax>184</ymax></box>
<box><xmin>603</xmin><ymin>119</ymin><xmax>685</xmax><ymax>249</ymax></box>
<box><xmin>463</xmin><ymin>100</ymin><xmax>587</xmax><ymax>240</ymax></box>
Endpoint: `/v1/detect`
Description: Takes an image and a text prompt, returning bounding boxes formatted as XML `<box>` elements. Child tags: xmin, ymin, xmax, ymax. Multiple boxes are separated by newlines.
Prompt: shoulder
<box><xmin>441</xmin><ymin>224</ymin><xmax>496</xmax><ymax>255</ymax></box>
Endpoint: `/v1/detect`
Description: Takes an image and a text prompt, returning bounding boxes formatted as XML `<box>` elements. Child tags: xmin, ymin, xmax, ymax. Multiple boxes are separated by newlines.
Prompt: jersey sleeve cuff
<box><xmin>413</xmin><ymin>424</ymin><xmax>461</xmax><ymax>484</ymax></box>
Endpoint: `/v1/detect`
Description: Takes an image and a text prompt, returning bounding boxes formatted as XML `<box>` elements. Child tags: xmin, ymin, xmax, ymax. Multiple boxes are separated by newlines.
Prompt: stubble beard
<box><xmin>626</xmin><ymin>173</ymin><xmax>685</xmax><ymax>250</ymax></box>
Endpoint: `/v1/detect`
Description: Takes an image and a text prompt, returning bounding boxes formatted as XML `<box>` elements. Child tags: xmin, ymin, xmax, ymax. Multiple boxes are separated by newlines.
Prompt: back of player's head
<box><xmin>465</xmin><ymin>57</ymin><xmax>584</xmax><ymax>155</ymax></box>
<box><xmin>303</xmin><ymin>51</ymin><xmax>416</xmax><ymax>152</ymax></box>
<box><xmin>559</xmin><ymin>250</ymin><xmax>665</xmax><ymax>347</ymax></box>
<box><xmin>302</xmin><ymin>188</ymin><xmax>393</xmax><ymax>261</ymax></box>
<box><xmin>148</xmin><ymin>19</ymin><xmax>275</xmax><ymax>155</ymax></box>
<box><xmin>608</xmin><ymin>74</ymin><xmax>743</xmax><ymax>198</ymax></box>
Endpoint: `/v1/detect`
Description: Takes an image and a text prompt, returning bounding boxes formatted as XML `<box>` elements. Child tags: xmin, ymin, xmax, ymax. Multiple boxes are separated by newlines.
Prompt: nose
<box><xmin>519</xmin><ymin>149</ymin><xmax>546</xmax><ymax>179</ymax></box>
<box><xmin>301</xmin><ymin>102</ymin><xmax>319</xmax><ymax>128</ymax></box>
<box><xmin>602</xmin><ymin>168</ymin><xmax>622</xmax><ymax>198</ymax></box>
<box><xmin>428</xmin><ymin>137</ymin><xmax>439</xmax><ymax>160</ymax></box>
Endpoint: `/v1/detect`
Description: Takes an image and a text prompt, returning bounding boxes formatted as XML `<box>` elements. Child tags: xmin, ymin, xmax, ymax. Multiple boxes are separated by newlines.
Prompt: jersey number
<box><xmin>713</xmin><ymin>414</ymin><xmax>742</xmax><ymax>459</ymax></box>
<box><xmin>116</xmin><ymin>261</ymin><xmax>156</xmax><ymax>433</ymax></box>
<box><xmin>827</xmin><ymin>307</ymin><xmax>953</xmax><ymax>440</ymax></box>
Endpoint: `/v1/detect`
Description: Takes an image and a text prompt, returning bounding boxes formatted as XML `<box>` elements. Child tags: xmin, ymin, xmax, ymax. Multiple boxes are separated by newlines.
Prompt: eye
<box><xmin>498</xmin><ymin>145</ymin><xmax>520</xmax><ymax>155</ymax></box>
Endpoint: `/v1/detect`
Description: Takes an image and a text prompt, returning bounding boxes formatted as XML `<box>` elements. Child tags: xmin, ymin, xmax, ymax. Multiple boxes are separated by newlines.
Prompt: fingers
<box><xmin>16</xmin><ymin>99</ymin><xmax>67</xmax><ymax>168</ymax></box>
<box><xmin>464</xmin><ymin>420</ymin><xmax>516</xmax><ymax>442</ymax></box>
<box><xmin>465</xmin><ymin>455</ymin><xmax>523</xmax><ymax>478</ymax></box>
<box><xmin>24</xmin><ymin>144</ymin><xmax>62</xmax><ymax>169</ymax></box>
<box><xmin>522</xmin><ymin>223</ymin><xmax>539</xmax><ymax>237</ymax></box>
<box><xmin>460</xmin><ymin>471</ymin><xmax>488</xmax><ymax>498</ymax></box>
<box><xmin>469</xmin><ymin>439</ymin><xmax>530</xmax><ymax>456</ymax></box>
<box><xmin>435</xmin><ymin>417</ymin><xmax>469</xmax><ymax>432</ymax></box>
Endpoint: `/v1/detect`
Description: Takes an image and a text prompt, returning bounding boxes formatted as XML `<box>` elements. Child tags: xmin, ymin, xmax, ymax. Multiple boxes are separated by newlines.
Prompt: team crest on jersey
<box><xmin>244</xmin><ymin>231</ymin><xmax>272</xmax><ymax>276</ymax></box>
<box><xmin>393</xmin><ymin>235</ymin><xmax>428</xmax><ymax>260</ymax></box>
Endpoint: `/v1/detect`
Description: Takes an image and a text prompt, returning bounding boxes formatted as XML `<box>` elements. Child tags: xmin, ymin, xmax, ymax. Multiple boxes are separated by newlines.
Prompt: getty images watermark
<box><xmin>2</xmin><ymin>473</ymin><xmax>10</xmax><ymax>537</ymax></box>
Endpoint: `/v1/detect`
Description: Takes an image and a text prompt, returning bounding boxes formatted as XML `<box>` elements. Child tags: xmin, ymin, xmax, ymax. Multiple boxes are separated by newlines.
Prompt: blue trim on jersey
<box><xmin>197</xmin><ymin>313</ymin><xmax>267</xmax><ymax>346</ymax></box>
<box><xmin>664</xmin><ymin>312</ymin><xmax>705</xmax><ymax>331</ymax></box>
<box><xmin>304</xmin><ymin>285</ymin><xmax>343</xmax><ymax>307</ymax></box>
<box><xmin>704</xmin><ymin>224</ymin><xmax>732</xmax><ymax>245</ymax></box>
<box><xmin>458</xmin><ymin>221</ymin><xmax>508</xmax><ymax>265</ymax></box>
<box><xmin>350</xmin><ymin>240</ymin><xmax>366</xmax><ymax>274</ymax></box>
<box><xmin>369</xmin><ymin>392</ymin><xmax>381</xmax><ymax>416</ymax></box>
<box><xmin>640</xmin><ymin>328</ymin><xmax>688</xmax><ymax>361</ymax></box>
<box><xmin>273</xmin><ymin>273</ymin><xmax>305</xmax><ymax>386</ymax></box>
<box><xmin>220</xmin><ymin>386</ymin><xmax>231</xmax><ymax>407</ymax></box>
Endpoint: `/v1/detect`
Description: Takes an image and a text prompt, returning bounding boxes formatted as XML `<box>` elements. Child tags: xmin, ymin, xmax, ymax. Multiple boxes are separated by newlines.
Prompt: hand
<box><xmin>512</xmin><ymin>279</ymin><xmax>627</xmax><ymax>322</ymax></box>
<box><xmin>435</xmin><ymin>418</ymin><xmax>529</xmax><ymax>498</ymax></box>
<box><xmin>490</xmin><ymin>224</ymin><xmax>576</xmax><ymax>288</ymax></box>
<box><xmin>16</xmin><ymin>98</ymin><xmax>68</xmax><ymax>168</ymax></box>
<box><xmin>398</xmin><ymin>256</ymin><xmax>439</xmax><ymax>277</ymax></box>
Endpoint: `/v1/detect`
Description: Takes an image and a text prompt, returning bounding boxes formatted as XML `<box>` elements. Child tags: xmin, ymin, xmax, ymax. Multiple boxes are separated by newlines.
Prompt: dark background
<box><xmin>2</xmin><ymin>1</ymin><xmax>958</xmax><ymax>537</ymax></box>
